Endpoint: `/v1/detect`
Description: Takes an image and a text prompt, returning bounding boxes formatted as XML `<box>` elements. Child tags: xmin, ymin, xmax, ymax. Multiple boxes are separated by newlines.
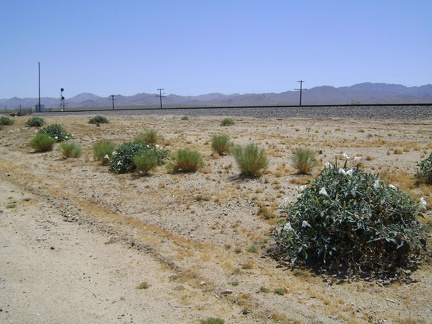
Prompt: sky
<box><xmin>1</xmin><ymin>0</ymin><xmax>431</xmax><ymax>99</ymax></box>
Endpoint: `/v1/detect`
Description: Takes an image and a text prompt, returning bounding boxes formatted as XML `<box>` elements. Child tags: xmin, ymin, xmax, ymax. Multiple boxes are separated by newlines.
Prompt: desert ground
<box><xmin>1</xmin><ymin>108</ymin><xmax>431</xmax><ymax>323</ymax></box>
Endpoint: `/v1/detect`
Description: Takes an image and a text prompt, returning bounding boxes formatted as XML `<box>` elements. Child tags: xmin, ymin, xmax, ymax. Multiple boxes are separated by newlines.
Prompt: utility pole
<box><xmin>109</xmin><ymin>95</ymin><xmax>117</xmax><ymax>110</ymax></box>
<box><xmin>157</xmin><ymin>88</ymin><xmax>165</xmax><ymax>109</ymax></box>
<box><xmin>38</xmin><ymin>62</ymin><xmax>41</xmax><ymax>113</ymax></box>
<box><xmin>295</xmin><ymin>80</ymin><xmax>307</xmax><ymax>106</ymax></box>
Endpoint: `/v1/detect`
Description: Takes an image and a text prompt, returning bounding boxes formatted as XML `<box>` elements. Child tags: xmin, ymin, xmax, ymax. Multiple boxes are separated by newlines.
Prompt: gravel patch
<box><xmin>40</xmin><ymin>105</ymin><xmax>432</xmax><ymax>120</ymax></box>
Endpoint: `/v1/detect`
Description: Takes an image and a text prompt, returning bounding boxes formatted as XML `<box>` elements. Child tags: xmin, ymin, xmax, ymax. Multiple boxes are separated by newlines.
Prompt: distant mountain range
<box><xmin>1</xmin><ymin>83</ymin><xmax>431</xmax><ymax>109</ymax></box>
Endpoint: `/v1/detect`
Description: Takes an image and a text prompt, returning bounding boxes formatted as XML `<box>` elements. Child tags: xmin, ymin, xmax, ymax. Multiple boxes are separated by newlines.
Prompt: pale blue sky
<box><xmin>1</xmin><ymin>0</ymin><xmax>431</xmax><ymax>98</ymax></box>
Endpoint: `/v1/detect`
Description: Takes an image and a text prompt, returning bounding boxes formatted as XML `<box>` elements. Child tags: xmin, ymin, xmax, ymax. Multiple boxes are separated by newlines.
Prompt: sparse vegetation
<box><xmin>88</xmin><ymin>115</ymin><xmax>109</xmax><ymax>125</ymax></box>
<box><xmin>29</xmin><ymin>133</ymin><xmax>56</xmax><ymax>152</ymax></box>
<box><xmin>210</xmin><ymin>134</ymin><xmax>231</xmax><ymax>155</ymax></box>
<box><xmin>137</xmin><ymin>281</ymin><xmax>150</xmax><ymax>289</ymax></box>
<box><xmin>59</xmin><ymin>142</ymin><xmax>82</xmax><ymax>158</ymax></box>
<box><xmin>291</xmin><ymin>147</ymin><xmax>318</xmax><ymax>174</ymax></box>
<box><xmin>133</xmin><ymin>150</ymin><xmax>159</xmax><ymax>175</ymax></box>
<box><xmin>415</xmin><ymin>153</ymin><xmax>432</xmax><ymax>185</ymax></box>
<box><xmin>93</xmin><ymin>139</ymin><xmax>116</xmax><ymax>165</ymax></box>
<box><xmin>200</xmin><ymin>318</ymin><xmax>224</xmax><ymax>324</ymax></box>
<box><xmin>134</xmin><ymin>129</ymin><xmax>158</xmax><ymax>146</ymax></box>
<box><xmin>231</xmin><ymin>143</ymin><xmax>268</xmax><ymax>177</ymax></box>
<box><xmin>167</xmin><ymin>149</ymin><xmax>204</xmax><ymax>173</ymax></box>
<box><xmin>0</xmin><ymin>116</ymin><xmax>14</xmax><ymax>126</ymax></box>
<box><xmin>220</xmin><ymin>118</ymin><xmax>234</xmax><ymax>126</ymax></box>
<box><xmin>26</xmin><ymin>116</ymin><xmax>45</xmax><ymax>127</ymax></box>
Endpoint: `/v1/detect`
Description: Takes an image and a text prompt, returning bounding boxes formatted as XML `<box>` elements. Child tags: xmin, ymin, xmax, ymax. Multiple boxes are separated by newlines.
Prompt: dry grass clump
<box><xmin>231</xmin><ymin>143</ymin><xmax>268</xmax><ymax>177</ymax></box>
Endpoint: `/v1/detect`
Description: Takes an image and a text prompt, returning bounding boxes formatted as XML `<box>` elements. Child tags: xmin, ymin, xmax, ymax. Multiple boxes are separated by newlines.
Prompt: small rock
<box><xmin>50</xmin><ymin>246</ymin><xmax>56</xmax><ymax>250</ymax></box>
<box><xmin>221</xmin><ymin>290</ymin><xmax>233</xmax><ymax>295</ymax></box>
<box><xmin>200</xmin><ymin>281</ymin><xmax>206</xmax><ymax>286</ymax></box>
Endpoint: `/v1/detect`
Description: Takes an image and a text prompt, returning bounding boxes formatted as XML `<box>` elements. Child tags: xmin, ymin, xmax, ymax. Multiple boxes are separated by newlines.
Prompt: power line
<box><xmin>295</xmin><ymin>80</ymin><xmax>307</xmax><ymax>106</ymax></box>
<box><xmin>157</xmin><ymin>88</ymin><xmax>165</xmax><ymax>109</ymax></box>
<box><xmin>109</xmin><ymin>95</ymin><xmax>117</xmax><ymax>110</ymax></box>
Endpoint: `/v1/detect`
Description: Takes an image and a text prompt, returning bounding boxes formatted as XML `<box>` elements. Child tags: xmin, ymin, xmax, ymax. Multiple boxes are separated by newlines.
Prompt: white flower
<box><xmin>325</xmin><ymin>162</ymin><xmax>333</xmax><ymax>169</ymax></box>
<box><xmin>299</xmin><ymin>185</ymin><xmax>307</xmax><ymax>192</ymax></box>
<box><xmin>104</xmin><ymin>154</ymin><xmax>109</xmax><ymax>159</ymax></box>
<box><xmin>373</xmin><ymin>180</ymin><xmax>380</xmax><ymax>190</ymax></box>
<box><xmin>117</xmin><ymin>161</ymin><xmax>122</xmax><ymax>165</ymax></box>
<box><xmin>345</xmin><ymin>169</ymin><xmax>354</xmax><ymax>176</ymax></box>
<box><xmin>354</xmin><ymin>156</ymin><xmax>362</xmax><ymax>165</ymax></box>
<box><xmin>339</xmin><ymin>168</ymin><xmax>346</xmax><ymax>175</ymax></box>
<box><xmin>420</xmin><ymin>197</ymin><xmax>427</xmax><ymax>210</ymax></box>
<box><xmin>319</xmin><ymin>187</ymin><xmax>328</xmax><ymax>196</ymax></box>
<box><xmin>65</xmin><ymin>136</ymin><xmax>68</xmax><ymax>139</ymax></box>
<box><xmin>302</xmin><ymin>220</ymin><xmax>311</xmax><ymax>228</ymax></box>
<box><xmin>389</xmin><ymin>184</ymin><xmax>396</xmax><ymax>189</ymax></box>
<box><xmin>283</xmin><ymin>222</ymin><xmax>293</xmax><ymax>231</ymax></box>
<box><xmin>343</xmin><ymin>153</ymin><xmax>350</xmax><ymax>160</ymax></box>
<box><xmin>155</xmin><ymin>144</ymin><xmax>160</xmax><ymax>148</ymax></box>
<box><xmin>112</xmin><ymin>151</ymin><xmax>117</xmax><ymax>156</ymax></box>
<box><xmin>54</xmin><ymin>136</ymin><xmax>58</xmax><ymax>140</ymax></box>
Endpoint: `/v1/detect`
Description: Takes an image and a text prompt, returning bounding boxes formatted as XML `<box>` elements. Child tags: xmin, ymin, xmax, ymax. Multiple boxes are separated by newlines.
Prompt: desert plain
<box><xmin>1</xmin><ymin>107</ymin><xmax>431</xmax><ymax>323</ymax></box>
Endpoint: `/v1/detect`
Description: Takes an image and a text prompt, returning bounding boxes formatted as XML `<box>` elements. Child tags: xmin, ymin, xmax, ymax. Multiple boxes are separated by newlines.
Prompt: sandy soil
<box><xmin>1</xmin><ymin>113</ymin><xmax>431</xmax><ymax>324</ymax></box>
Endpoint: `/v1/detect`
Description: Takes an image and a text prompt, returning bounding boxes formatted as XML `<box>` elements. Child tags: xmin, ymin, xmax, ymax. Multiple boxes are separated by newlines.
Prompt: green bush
<box><xmin>38</xmin><ymin>124</ymin><xmax>70</xmax><ymax>142</ymax></box>
<box><xmin>220</xmin><ymin>118</ymin><xmax>234</xmax><ymax>126</ymax></box>
<box><xmin>29</xmin><ymin>133</ymin><xmax>56</xmax><ymax>152</ymax></box>
<box><xmin>167</xmin><ymin>149</ymin><xmax>204</xmax><ymax>173</ymax></box>
<box><xmin>231</xmin><ymin>143</ymin><xmax>268</xmax><ymax>177</ymax></box>
<box><xmin>0</xmin><ymin>116</ymin><xmax>14</xmax><ymax>126</ymax></box>
<box><xmin>200</xmin><ymin>318</ymin><xmax>224</xmax><ymax>324</ymax></box>
<box><xmin>134</xmin><ymin>129</ymin><xmax>158</xmax><ymax>146</ymax></box>
<box><xmin>271</xmin><ymin>159</ymin><xmax>427</xmax><ymax>281</ymax></box>
<box><xmin>59</xmin><ymin>142</ymin><xmax>82</xmax><ymax>158</ymax></box>
<box><xmin>88</xmin><ymin>115</ymin><xmax>109</xmax><ymax>125</ymax></box>
<box><xmin>109</xmin><ymin>142</ymin><xmax>169</xmax><ymax>174</ymax></box>
<box><xmin>133</xmin><ymin>151</ymin><xmax>159</xmax><ymax>175</ymax></box>
<box><xmin>292</xmin><ymin>147</ymin><xmax>318</xmax><ymax>174</ymax></box>
<box><xmin>211</xmin><ymin>134</ymin><xmax>231</xmax><ymax>155</ymax></box>
<box><xmin>26</xmin><ymin>117</ymin><xmax>45</xmax><ymax>127</ymax></box>
<box><xmin>93</xmin><ymin>139</ymin><xmax>116</xmax><ymax>165</ymax></box>
<box><xmin>415</xmin><ymin>153</ymin><xmax>432</xmax><ymax>185</ymax></box>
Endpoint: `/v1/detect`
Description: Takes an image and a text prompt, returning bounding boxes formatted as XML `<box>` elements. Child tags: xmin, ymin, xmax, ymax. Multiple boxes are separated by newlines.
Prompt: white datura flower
<box><xmin>299</xmin><ymin>185</ymin><xmax>307</xmax><ymax>192</ymax></box>
<box><xmin>345</xmin><ymin>169</ymin><xmax>354</xmax><ymax>176</ymax></box>
<box><xmin>373</xmin><ymin>180</ymin><xmax>380</xmax><ymax>190</ymax></box>
<box><xmin>319</xmin><ymin>187</ymin><xmax>328</xmax><ymax>196</ymax></box>
<box><xmin>354</xmin><ymin>156</ymin><xmax>362</xmax><ymax>165</ymax></box>
<box><xmin>324</xmin><ymin>162</ymin><xmax>333</xmax><ymax>169</ymax></box>
<box><xmin>104</xmin><ymin>154</ymin><xmax>109</xmax><ymax>159</ymax></box>
<box><xmin>302</xmin><ymin>220</ymin><xmax>311</xmax><ymax>228</ymax></box>
<box><xmin>420</xmin><ymin>197</ymin><xmax>427</xmax><ymax>210</ymax></box>
<box><xmin>283</xmin><ymin>222</ymin><xmax>293</xmax><ymax>232</ymax></box>
<box><xmin>343</xmin><ymin>152</ymin><xmax>350</xmax><ymax>160</ymax></box>
<box><xmin>389</xmin><ymin>184</ymin><xmax>396</xmax><ymax>189</ymax></box>
<box><xmin>339</xmin><ymin>168</ymin><xmax>346</xmax><ymax>175</ymax></box>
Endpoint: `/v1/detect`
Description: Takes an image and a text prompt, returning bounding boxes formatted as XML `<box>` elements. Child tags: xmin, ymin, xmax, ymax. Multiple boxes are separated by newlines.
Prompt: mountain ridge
<box><xmin>1</xmin><ymin>83</ymin><xmax>431</xmax><ymax>109</ymax></box>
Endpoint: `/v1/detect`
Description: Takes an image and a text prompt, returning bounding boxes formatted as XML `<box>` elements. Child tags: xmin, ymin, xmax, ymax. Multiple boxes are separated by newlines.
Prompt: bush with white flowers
<box><xmin>271</xmin><ymin>155</ymin><xmax>427</xmax><ymax>280</ymax></box>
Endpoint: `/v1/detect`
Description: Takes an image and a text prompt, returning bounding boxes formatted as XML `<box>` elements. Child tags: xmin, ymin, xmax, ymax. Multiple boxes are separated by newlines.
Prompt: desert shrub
<box><xmin>292</xmin><ymin>147</ymin><xmax>318</xmax><ymax>174</ymax></box>
<box><xmin>29</xmin><ymin>133</ymin><xmax>56</xmax><ymax>152</ymax></box>
<box><xmin>88</xmin><ymin>115</ymin><xmax>109</xmax><ymax>125</ymax></box>
<box><xmin>0</xmin><ymin>116</ymin><xmax>14</xmax><ymax>126</ymax></box>
<box><xmin>26</xmin><ymin>116</ymin><xmax>45</xmax><ymax>127</ymax></box>
<box><xmin>167</xmin><ymin>149</ymin><xmax>204</xmax><ymax>173</ymax></box>
<box><xmin>59</xmin><ymin>142</ymin><xmax>82</xmax><ymax>158</ymax></box>
<box><xmin>220</xmin><ymin>118</ymin><xmax>235</xmax><ymax>126</ymax></box>
<box><xmin>93</xmin><ymin>139</ymin><xmax>116</xmax><ymax>165</ymax></box>
<box><xmin>133</xmin><ymin>151</ymin><xmax>158</xmax><ymax>175</ymax></box>
<box><xmin>200</xmin><ymin>318</ymin><xmax>224</xmax><ymax>324</ymax></box>
<box><xmin>211</xmin><ymin>134</ymin><xmax>231</xmax><ymax>155</ymax></box>
<box><xmin>271</xmin><ymin>158</ymin><xmax>427</xmax><ymax>281</ymax></box>
<box><xmin>415</xmin><ymin>153</ymin><xmax>432</xmax><ymax>185</ymax></box>
<box><xmin>231</xmin><ymin>143</ymin><xmax>268</xmax><ymax>177</ymax></box>
<box><xmin>134</xmin><ymin>129</ymin><xmax>158</xmax><ymax>146</ymax></box>
<box><xmin>109</xmin><ymin>142</ymin><xmax>169</xmax><ymax>174</ymax></box>
<box><xmin>181</xmin><ymin>116</ymin><xmax>189</xmax><ymax>120</ymax></box>
<box><xmin>38</xmin><ymin>124</ymin><xmax>70</xmax><ymax>142</ymax></box>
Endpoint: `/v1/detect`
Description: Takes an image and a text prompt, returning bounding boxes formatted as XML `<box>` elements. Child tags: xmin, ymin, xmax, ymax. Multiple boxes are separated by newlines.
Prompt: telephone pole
<box><xmin>157</xmin><ymin>88</ymin><xmax>165</xmax><ymax>109</ymax></box>
<box><xmin>295</xmin><ymin>80</ymin><xmax>307</xmax><ymax>106</ymax></box>
<box><xmin>109</xmin><ymin>95</ymin><xmax>117</xmax><ymax>110</ymax></box>
<box><xmin>38</xmin><ymin>62</ymin><xmax>41</xmax><ymax>112</ymax></box>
